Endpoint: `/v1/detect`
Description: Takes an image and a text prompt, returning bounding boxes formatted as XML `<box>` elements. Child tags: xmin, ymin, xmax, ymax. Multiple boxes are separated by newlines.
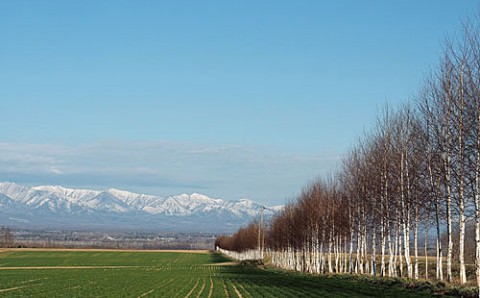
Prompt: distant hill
<box><xmin>0</xmin><ymin>182</ymin><xmax>282</xmax><ymax>233</ymax></box>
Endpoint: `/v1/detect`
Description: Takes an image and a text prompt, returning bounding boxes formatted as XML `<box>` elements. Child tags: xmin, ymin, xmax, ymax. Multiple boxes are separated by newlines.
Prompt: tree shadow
<box><xmin>209</xmin><ymin>252</ymin><xmax>234</xmax><ymax>264</ymax></box>
<box><xmin>216</xmin><ymin>265</ymin><xmax>442</xmax><ymax>298</ymax></box>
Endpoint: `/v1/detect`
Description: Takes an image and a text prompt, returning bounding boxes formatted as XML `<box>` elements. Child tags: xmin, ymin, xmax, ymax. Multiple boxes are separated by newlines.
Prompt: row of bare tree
<box><xmin>215</xmin><ymin>223</ymin><xmax>259</xmax><ymax>253</ymax></box>
<box><xmin>216</xmin><ymin>16</ymin><xmax>480</xmax><ymax>289</ymax></box>
<box><xmin>0</xmin><ymin>227</ymin><xmax>14</xmax><ymax>248</ymax></box>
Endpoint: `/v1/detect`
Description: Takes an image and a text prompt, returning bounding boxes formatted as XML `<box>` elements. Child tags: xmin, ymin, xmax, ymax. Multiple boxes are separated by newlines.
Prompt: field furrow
<box><xmin>207</xmin><ymin>277</ymin><xmax>214</xmax><ymax>298</ymax></box>
<box><xmin>231</xmin><ymin>282</ymin><xmax>243</xmax><ymax>298</ymax></box>
<box><xmin>184</xmin><ymin>277</ymin><xmax>200</xmax><ymax>298</ymax></box>
<box><xmin>137</xmin><ymin>288</ymin><xmax>155</xmax><ymax>297</ymax></box>
<box><xmin>195</xmin><ymin>277</ymin><xmax>206</xmax><ymax>298</ymax></box>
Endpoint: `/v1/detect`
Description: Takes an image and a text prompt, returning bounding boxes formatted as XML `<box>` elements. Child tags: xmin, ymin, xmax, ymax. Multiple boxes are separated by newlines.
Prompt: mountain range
<box><xmin>0</xmin><ymin>182</ymin><xmax>282</xmax><ymax>233</ymax></box>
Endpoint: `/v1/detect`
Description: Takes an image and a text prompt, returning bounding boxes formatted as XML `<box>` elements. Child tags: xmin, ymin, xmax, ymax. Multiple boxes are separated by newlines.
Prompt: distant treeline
<box><xmin>6</xmin><ymin>228</ymin><xmax>215</xmax><ymax>250</ymax></box>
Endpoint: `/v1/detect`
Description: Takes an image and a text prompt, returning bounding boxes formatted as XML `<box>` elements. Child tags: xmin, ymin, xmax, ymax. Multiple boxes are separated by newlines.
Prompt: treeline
<box><xmin>0</xmin><ymin>227</ymin><xmax>14</xmax><ymax>248</ymax></box>
<box><xmin>215</xmin><ymin>223</ymin><xmax>261</xmax><ymax>253</ymax></box>
<box><xmin>216</xmin><ymin>16</ymin><xmax>480</xmax><ymax>289</ymax></box>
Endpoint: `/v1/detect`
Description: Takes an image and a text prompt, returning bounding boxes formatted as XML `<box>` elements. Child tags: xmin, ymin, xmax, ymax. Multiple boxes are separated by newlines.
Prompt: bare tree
<box><xmin>0</xmin><ymin>227</ymin><xmax>14</xmax><ymax>248</ymax></box>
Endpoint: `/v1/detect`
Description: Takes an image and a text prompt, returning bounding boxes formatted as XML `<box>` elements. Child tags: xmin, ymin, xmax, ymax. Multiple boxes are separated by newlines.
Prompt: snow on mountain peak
<box><xmin>107</xmin><ymin>188</ymin><xmax>138</xmax><ymax>200</ymax></box>
<box><xmin>0</xmin><ymin>182</ymin><xmax>29</xmax><ymax>199</ymax></box>
<box><xmin>0</xmin><ymin>182</ymin><xmax>283</xmax><ymax>231</ymax></box>
<box><xmin>31</xmin><ymin>185</ymin><xmax>101</xmax><ymax>203</ymax></box>
<box><xmin>190</xmin><ymin>193</ymin><xmax>223</xmax><ymax>204</ymax></box>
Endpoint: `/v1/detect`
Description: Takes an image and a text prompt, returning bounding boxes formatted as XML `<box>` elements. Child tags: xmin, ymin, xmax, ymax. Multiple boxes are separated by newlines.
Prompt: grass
<box><xmin>0</xmin><ymin>249</ymin><xmax>458</xmax><ymax>297</ymax></box>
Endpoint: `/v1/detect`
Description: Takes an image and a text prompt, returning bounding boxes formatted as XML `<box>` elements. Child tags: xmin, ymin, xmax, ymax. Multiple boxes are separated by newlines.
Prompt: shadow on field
<box><xmin>216</xmin><ymin>264</ymin><xmax>448</xmax><ymax>298</ymax></box>
<box><xmin>209</xmin><ymin>252</ymin><xmax>233</xmax><ymax>264</ymax></box>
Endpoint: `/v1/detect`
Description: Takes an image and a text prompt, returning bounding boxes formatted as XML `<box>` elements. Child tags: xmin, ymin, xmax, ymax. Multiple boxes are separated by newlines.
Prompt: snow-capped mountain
<box><xmin>0</xmin><ymin>182</ymin><xmax>282</xmax><ymax>232</ymax></box>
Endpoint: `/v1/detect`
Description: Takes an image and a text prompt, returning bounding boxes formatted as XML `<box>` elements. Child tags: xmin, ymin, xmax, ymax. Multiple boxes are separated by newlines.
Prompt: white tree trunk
<box><xmin>400</xmin><ymin>151</ymin><xmax>413</xmax><ymax>278</ymax></box>
<box><xmin>457</xmin><ymin>70</ymin><xmax>467</xmax><ymax>284</ymax></box>
<box><xmin>388</xmin><ymin>222</ymin><xmax>395</xmax><ymax>277</ymax></box>
<box><xmin>445</xmin><ymin>153</ymin><xmax>453</xmax><ymax>283</ymax></box>
<box><xmin>476</xmin><ymin>111</ymin><xmax>480</xmax><ymax>295</ymax></box>
<box><xmin>328</xmin><ymin>231</ymin><xmax>333</xmax><ymax>274</ymax></box>
<box><xmin>424</xmin><ymin>222</ymin><xmax>429</xmax><ymax>280</ymax></box>
<box><xmin>372</xmin><ymin>222</ymin><xmax>377</xmax><ymax>276</ymax></box>
<box><xmin>393</xmin><ymin>226</ymin><xmax>398</xmax><ymax>277</ymax></box>
<box><xmin>349</xmin><ymin>226</ymin><xmax>354</xmax><ymax>274</ymax></box>
<box><xmin>381</xmin><ymin>216</ymin><xmax>386</xmax><ymax>276</ymax></box>
<box><xmin>459</xmin><ymin>193</ymin><xmax>467</xmax><ymax>284</ymax></box>
<box><xmin>399</xmin><ymin>225</ymin><xmax>403</xmax><ymax>277</ymax></box>
<box><xmin>414</xmin><ymin>205</ymin><xmax>419</xmax><ymax>280</ymax></box>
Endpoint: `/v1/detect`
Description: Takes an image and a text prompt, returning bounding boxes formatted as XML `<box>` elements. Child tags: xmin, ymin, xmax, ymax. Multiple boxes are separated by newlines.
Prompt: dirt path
<box><xmin>0</xmin><ymin>248</ymin><xmax>210</xmax><ymax>254</ymax></box>
<box><xmin>0</xmin><ymin>265</ymin><xmax>147</xmax><ymax>270</ymax></box>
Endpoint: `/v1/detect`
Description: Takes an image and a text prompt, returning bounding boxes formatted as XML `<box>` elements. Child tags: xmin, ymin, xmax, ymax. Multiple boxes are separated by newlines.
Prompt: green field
<box><xmin>0</xmin><ymin>249</ymin><xmax>445</xmax><ymax>297</ymax></box>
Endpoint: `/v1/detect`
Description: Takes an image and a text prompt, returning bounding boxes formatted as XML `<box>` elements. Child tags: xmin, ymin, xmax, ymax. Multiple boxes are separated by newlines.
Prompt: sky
<box><xmin>0</xmin><ymin>1</ymin><xmax>478</xmax><ymax>205</ymax></box>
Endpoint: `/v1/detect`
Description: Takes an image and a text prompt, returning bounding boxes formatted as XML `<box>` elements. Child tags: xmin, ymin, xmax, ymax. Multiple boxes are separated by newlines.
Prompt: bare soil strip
<box><xmin>231</xmin><ymin>283</ymin><xmax>243</xmax><ymax>298</ymax></box>
<box><xmin>235</xmin><ymin>282</ymin><xmax>250</xmax><ymax>298</ymax></box>
<box><xmin>204</xmin><ymin>262</ymin><xmax>238</xmax><ymax>266</ymax></box>
<box><xmin>20</xmin><ymin>278</ymin><xmax>48</xmax><ymax>284</ymax></box>
<box><xmin>138</xmin><ymin>289</ymin><xmax>155</xmax><ymax>298</ymax></box>
<box><xmin>0</xmin><ymin>282</ymin><xmax>44</xmax><ymax>293</ymax></box>
<box><xmin>208</xmin><ymin>277</ymin><xmax>214</xmax><ymax>298</ymax></box>
<box><xmin>195</xmin><ymin>278</ymin><xmax>206</xmax><ymax>298</ymax></box>
<box><xmin>0</xmin><ymin>286</ymin><xmax>25</xmax><ymax>293</ymax></box>
<box><xmin>184</xmin><ymin>278</ymin><xmax>200</xmax><ymax>298</ymax></box>
<box><xmin>222</xmin><ymin>280</ymin><xmax>229</xmax><ymax>297</ymax></box>
<box><xmin>0</xmin><ymin>248</ymin><xmax>209</xmax><ymax>254</ymax></box>
<box><xmin>0</xmin><ymin>266</ymin><xmax>147</xmax><ymax>270</ymax></box>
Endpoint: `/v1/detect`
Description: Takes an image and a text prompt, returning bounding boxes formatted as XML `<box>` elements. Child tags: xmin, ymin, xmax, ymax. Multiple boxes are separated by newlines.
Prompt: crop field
<box><xmin>0</xmin><ymin>249</ymin><xmax>443</xmax><ymax>297</ymax></box>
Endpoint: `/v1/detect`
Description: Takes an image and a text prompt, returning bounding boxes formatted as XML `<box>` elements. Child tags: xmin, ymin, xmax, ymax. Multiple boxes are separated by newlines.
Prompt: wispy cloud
<box><xmin>0</xmin><ymin>141</ymin><xmax>340</xmax><ymax>204</ymax></box>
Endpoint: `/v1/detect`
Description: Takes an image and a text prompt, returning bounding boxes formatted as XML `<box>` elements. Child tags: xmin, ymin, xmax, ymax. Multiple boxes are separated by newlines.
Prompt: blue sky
<box><xmin>0</xmin><ymin>1</ymin><xmax>477</xmax><ymax>205</ymax></box>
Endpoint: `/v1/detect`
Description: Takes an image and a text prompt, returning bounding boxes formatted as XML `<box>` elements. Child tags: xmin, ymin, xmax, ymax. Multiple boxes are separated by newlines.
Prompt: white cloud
<box><xmin>0</xmin><ymin>141</ymin><xmax>339</xmax><ymax>204</ymax></box>
<box><xmin>49</xmin><ymin>167</ymin><xmax>63</xmax><ymax>175</ymax></box>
